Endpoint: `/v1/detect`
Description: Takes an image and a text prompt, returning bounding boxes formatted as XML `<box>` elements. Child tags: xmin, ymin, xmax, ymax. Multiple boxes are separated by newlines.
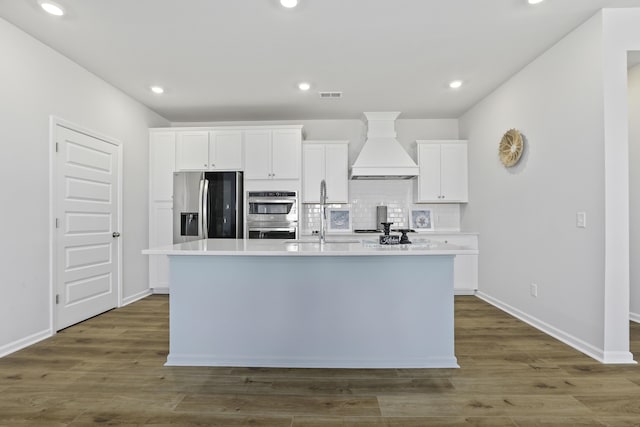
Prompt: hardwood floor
<box><xmin>1</xmin><ymin>295</ymin><xmax>639</xmax><ymax>426</ymax></box>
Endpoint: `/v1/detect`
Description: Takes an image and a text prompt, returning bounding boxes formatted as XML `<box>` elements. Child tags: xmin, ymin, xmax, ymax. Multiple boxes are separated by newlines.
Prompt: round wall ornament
<box><xmin>499</xmin><ymin>128</ymin><xmax>524</xmax><ymax>167</ymax></box>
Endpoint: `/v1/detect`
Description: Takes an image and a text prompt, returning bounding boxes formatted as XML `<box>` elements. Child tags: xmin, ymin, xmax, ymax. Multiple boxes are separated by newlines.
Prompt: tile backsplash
<box><xmin>300</xmin><ymin>180</ymin><xmax>461</xmax><ymax>234</ymax></box>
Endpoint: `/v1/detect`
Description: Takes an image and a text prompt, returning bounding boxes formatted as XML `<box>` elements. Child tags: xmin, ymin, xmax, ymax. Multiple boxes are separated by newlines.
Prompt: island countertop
<box><xmin>143</xmin><ymin>237</ymin><xmax>478</xmax><ymax>257</ymax></box>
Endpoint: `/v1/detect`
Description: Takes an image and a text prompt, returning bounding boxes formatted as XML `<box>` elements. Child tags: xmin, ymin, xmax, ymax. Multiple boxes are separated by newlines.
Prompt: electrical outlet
<box><xmin>576</xmin><ymin>212</ymin><xmax>587</xmax><ymax>228</ymax></box>
<box><xmin>530</xmin><ymin>283</ymin><xmax>538</xmax><ymax>297</ymax></box>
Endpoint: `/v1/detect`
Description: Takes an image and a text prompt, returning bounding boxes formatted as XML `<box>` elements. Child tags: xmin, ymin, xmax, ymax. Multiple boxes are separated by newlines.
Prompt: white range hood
<box><xmin>350</xmin><ymin>112</ymin><xmax>419</xmax><ymax>180</ymax></box>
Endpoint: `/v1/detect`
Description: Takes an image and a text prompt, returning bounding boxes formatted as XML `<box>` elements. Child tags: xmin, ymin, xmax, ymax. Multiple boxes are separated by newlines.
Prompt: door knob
<box><xmin>112</xmin><ymin>232</ymin><xmax>121</xmax><ymax>238</ymax></box>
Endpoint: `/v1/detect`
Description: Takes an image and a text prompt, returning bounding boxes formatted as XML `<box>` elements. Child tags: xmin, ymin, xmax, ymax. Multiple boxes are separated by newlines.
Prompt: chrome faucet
<box><xmin>319</xmin><ymin>179</ymin><xmax>327</xmax><ymax>243</ymax></box>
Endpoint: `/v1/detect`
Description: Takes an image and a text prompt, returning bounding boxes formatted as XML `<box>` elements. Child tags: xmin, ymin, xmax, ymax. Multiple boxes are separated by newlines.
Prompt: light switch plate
<box><xmin>576</xmin><ymin>212</ymin><xmax>587</xmax><ymax>228</ymax></box>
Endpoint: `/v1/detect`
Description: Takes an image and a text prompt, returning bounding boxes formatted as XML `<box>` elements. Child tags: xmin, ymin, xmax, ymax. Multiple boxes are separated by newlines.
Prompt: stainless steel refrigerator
<box><xmin>173</xmin><ymin>171</ymin><xmax>243</xmax><ymax>243</ymax></box>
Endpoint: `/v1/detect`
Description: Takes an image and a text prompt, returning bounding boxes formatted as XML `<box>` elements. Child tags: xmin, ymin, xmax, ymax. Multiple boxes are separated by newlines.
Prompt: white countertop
<box><xmin>143</xmin><ymin>238</ymin><xmax>478</xmax><ymax>257</ymax></box>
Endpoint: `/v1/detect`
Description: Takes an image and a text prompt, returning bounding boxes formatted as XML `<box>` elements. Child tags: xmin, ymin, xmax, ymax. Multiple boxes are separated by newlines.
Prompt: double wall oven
<box><xmin>247</xmin><ymin>191</ymin><xmax>298</xmax><ymax>239</ymax></box>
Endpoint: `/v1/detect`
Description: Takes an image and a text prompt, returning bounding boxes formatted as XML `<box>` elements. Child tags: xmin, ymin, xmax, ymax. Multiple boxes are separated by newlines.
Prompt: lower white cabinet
<box><xmin>429</xmin><ymin>234</ymin><xmax>478</xmax><ymax>295</ymax></box>
<box><xmin>148</xmin><ymin>202</ymin><xmax>172</xmax><ymax>293</ymax></box>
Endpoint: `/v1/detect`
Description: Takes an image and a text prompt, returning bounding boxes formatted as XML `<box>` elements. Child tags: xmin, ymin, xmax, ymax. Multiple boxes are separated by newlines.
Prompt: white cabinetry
<box><xmin>175</xmin><ymin>130</ymin><xmax>243</xmax><ymax>171</ymax></box>
<box><xmin>415</xmin><ymin>140</ymin><xmax>468</xmax><ymax>203</ymax></box>
<box><xmin>175</xmin><ymin>131</ymin><xmax>208</xmax><ymax>170</ymax></box>
<box><xmin>149</xmin><ymin>125</ymin><xmax>303</xmax><ymax>291</ymax></box>
<box><xmin>244</xmin><ymin>127</ymin><xmax>302</xmax><ymax>180</ymax></box>
<box><xmin>302</xmin><ymin>141</ymin><xmax>349</xmax><ymax>203</ymax></box>
<box><xmin>430</xmin><ymin>234</ymin><xmax>478</xmax><ymax>295</ymax></box>
<box><xmin>149</xmin><ymin>131</ymin><xmax>176</xmax><ymax>293</ymax></box>
<box><xmin>210</xmin><ymin>130</ymin><xmax>243</xmax><ymax>170</ymax></box>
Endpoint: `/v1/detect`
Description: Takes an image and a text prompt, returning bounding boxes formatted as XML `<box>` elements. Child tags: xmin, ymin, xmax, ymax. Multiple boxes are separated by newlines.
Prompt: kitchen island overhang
<box><xmin>144</xmin><ymin>239</ymin><xmax>478</xmax><ymax>369</ymax></box>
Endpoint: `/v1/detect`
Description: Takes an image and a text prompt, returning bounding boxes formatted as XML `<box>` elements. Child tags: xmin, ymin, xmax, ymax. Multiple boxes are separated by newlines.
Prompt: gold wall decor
<box><xmin>499</xmin><ymin>128</ymin><xmax>524</xmax><ymax>167</ymax></box>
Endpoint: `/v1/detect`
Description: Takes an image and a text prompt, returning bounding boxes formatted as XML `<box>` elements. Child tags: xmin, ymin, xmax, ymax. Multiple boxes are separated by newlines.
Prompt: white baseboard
<box><xmin>476</xmin><ymin>291</ymin><xmax>636</xmax><ymax>365</ymax></box>
<box><xmin>166</xmin><ymin>354</ymin><xmax>459</xmax><ymax>369</ymax></box>
<box><xmin>0</xmin><ymin>328</ymin><xmax>52</xmax><ymax>358</ymax></box>
<box><xmin>151</xmin><ymin>287</ymin><xmax>169</xmax><ymax>295</ymax></box>
<box><xmin>121</xmin><ymin>289</ymin><xmax>152</xmax><ymax>306</ymax></box>
<box><xmin>454</xmin><ymin>289</ymin><xmax>477</xmax><ymax>296</ymax></box>
<box><xmin>631</xmin><ymin>312</ymin><xmax>640</xmax><ymax>324</ymax></box>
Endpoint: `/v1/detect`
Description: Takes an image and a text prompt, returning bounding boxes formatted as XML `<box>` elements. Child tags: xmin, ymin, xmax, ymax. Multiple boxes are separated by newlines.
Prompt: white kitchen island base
<box><xmin>166</xmin><ymin>253</ymin><xmax>458</xmax><ymax>369</ymax></box>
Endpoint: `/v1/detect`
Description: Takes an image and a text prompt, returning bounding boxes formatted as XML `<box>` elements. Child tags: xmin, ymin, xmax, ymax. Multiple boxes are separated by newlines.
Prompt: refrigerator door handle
<box><xmin>202</xmin><ymin>179</ymin><xmax>210</xmax><ymax>239</ymax></box>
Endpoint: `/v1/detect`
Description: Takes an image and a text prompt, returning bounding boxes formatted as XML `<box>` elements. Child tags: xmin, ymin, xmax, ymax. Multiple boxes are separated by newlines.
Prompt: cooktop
<box><xmin>353</xmin><ymin>229</ymin><xmax>416</xmax><ymax>233</ymax></box>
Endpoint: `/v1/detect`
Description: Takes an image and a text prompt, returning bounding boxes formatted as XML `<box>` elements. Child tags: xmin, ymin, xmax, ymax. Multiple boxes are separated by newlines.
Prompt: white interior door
<box><xmin>55</xmin><ymin>124</ymin><xmax>120</xmax><ymax>330</ymax></box>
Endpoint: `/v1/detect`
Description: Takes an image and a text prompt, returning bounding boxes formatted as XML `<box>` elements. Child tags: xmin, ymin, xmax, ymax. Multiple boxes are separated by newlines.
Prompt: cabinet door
<box><xmin>149</xmin><ymin>201</ymin><xmax>173</xmax><ymax>293</ymax></box>
<box><xmin>244</xmin><ymin>130</ymin><xmax>272</xmax><ymax>179</ymax></box>
<box><xmin>417</xmin><ymin>144</ymin><xmax>442</xmax><ymax>201</ymax></box>
<box><xmin>434</xmin><ymin>235</ymin><xmax>478</xmax><ymax>293</ymax></box>
<box><xmin>440</xmin><ymin>144</ymin><xmax>468</xmax><ymax>202</ymax></box>
<box><xmin>271</xmin><ymin>129</ymin><xmax>300</xmax><ymax>180</ymax></box>
<box><xmin>302</xmin><ymin>144</ymin><xmax>325</xmax><ymax>203</ymax></box>
<box><xmin>324</xmin><ymin>143</ymin><xmax>349</xmax><ymax>203</ymax></box>
<box><xmin>149</xmin><ymin>132</ymin><xmax>175</xmax><ymax>202</ymax></box>
<box><xmin>176</xmin><ymin>131</ymin><xmax>209</xmax><ymax>170</ymax></box>
<box><xmin>210</xmin><ymin>130</ymin><xmax>242</xmax><ymax>170</ymax></box>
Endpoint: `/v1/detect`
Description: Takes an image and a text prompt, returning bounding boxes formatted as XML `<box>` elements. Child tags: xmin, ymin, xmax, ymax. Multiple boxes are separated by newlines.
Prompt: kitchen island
<box><xmin>143</xmin><ymin>238</ymin><xmax>477</xmax><ymax>369</ymax></box>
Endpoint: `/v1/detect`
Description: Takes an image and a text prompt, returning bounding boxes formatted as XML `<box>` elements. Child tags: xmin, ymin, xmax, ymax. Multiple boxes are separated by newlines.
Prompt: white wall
<box><xmin>460</xmin><ymin>9</ymin><xmax>640</xmax><ymax>363</ymax></box>
<box><xmin>0</xmin><ymin>18</ymin><xmax>169</xmax><ymax>356</ymax></box>
<box><xmin>629</xmin><ymin>62</ymin><xmax>640</xmax><ymax>322</ymax></box>
<box><xmin>459</xmin><ymin>13</ymin><xmax>610</xmax><ymax>359</ymax></box>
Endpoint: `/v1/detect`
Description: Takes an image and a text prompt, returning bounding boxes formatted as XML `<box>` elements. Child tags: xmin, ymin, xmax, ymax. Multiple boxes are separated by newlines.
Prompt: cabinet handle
<box><xmin>211</xmin><ymin>164</ymin><xmax>215</xmax><ymax>167</ymax></box>
<box><xmin>204</xmin><ymin>163</ymin><xmax>207</xmax><ymax>167</ymax></box>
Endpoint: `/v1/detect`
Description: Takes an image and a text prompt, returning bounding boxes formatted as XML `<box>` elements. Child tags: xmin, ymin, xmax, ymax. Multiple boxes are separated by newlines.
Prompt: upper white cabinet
<box><xmin>210</xmin><ymin>130</ymin><xmax>243</xmax><ymax>170</ymax></box>
<box><xmin>414</xmin><ymin>140</ymin><xmax>468</xmax><ymax>203</ymax></box>
<box><xmin>244</xmin><ymin>127</ymin><xmax>302</xmax><ymax>180</ymax></box>
<box><xmin>175</xmin><ymin>131</ymin><xmax>209</xmax><ymax>170</ymax></box>
<box><xmin>175</xmin><ymin>130</ymin><xmax>243</xmax><ymax>171</ymax></box>
<box><xmin>149</xmin><ymin>131</ymin><xmax>176</xmax><ymax>202</ymax></box>
<box><xmin>302</xmin><ymin>141</ymin><xmax>349</xmax><ymax>203</ymax></box>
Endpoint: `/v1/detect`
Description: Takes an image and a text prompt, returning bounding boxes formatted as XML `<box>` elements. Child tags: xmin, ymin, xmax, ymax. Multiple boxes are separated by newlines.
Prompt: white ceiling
<box><xmin>2</xmin><ymin>0</ymin><xmax>640</xmax><ymax>122</ymax></box>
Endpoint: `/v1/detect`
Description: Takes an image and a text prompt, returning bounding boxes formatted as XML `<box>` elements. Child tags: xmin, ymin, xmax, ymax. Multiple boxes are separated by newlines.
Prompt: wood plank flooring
<box><xmin>0</xmin><ymin>295</ymin><xmax>639</xmax><ymax>426</ymax></box>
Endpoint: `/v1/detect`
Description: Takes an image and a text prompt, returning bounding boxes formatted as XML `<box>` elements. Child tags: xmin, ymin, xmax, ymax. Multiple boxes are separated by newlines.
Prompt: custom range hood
<box><xmin>350</xmin><ymin>112</ymin><xmax>419</xmax><ymax>180</ymax></box>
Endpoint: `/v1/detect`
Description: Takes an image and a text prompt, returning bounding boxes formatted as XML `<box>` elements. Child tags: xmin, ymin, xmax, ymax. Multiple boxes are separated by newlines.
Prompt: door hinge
<box><xmin>55</xmin><ymin>142</ymin><xmax>59</xmax><ymax>153</ymax></box>
<box><xmin>55</xmin><ymin>218</ymin><xmax>60</xmax><ymax>228</ymax></box>
<box><xmin>55</xmin><ymin>294</ymin><xmax>59</xmax><ymax>305</ymax></box>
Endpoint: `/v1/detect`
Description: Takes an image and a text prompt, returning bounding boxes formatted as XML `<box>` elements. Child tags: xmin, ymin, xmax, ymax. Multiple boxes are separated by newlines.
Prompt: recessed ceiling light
<box><xmin>39</xmin><ymin>1</ymin><xmax>65</xmax><ymax>16</ymax></box>
<box><xmin>150</xmin><ymin>86</ymin><xmax>164</xmax><ymax>94</ymax></box>
<box><xmin>280</xmin><ymin>0</ymin><xmax>298</xmax><ymax>8</ymax></box>
<box><xmin>528</xmin><ymin>0</ymin><xmax>544</xmax><ymax>4</ymax></box>
<box><xmin>449</xmin><ymin>80</ymin><xmax>463</xmax><ymax>89</ymax></box>
<box><xmin>298</xmin><ymin>82</ymin><xmax>311</xmax><ymax>91</ymax></box>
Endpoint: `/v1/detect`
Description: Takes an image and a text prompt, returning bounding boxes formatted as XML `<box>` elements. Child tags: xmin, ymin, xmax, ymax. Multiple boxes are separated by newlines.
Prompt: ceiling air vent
<box><xmin>319</xmin><ymin>91</ymin><xmax>343</xmax><ymax>99</ymax></box>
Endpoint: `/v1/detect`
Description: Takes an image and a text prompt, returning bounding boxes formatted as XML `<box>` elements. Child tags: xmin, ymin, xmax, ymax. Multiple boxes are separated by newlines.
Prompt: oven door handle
<box><xmin>248</xmin><ymin>198</ymin><xmax>297</xmax><ymax>204</ymax></box>
<box><xmin>248</xmin><ymin>227</ymin><xmax>297</xmax><ymax>232</ymax></box>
